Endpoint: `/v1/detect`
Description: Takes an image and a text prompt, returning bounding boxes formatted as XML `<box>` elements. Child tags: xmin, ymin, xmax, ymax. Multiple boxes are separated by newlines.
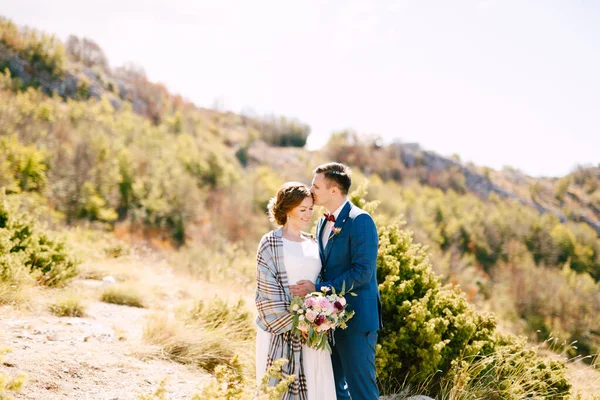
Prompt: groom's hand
<box><xmin>289</xmin><ymin>280</ymin><xmax>315</xmax><ymax>297</ymax></box>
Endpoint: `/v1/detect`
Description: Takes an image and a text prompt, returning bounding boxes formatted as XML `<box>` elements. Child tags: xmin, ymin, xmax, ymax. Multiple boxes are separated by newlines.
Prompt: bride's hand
<box><xmin>290</xmin><ymin>280</ymin><xmax>316</xmax><ymax>297</ymax></box>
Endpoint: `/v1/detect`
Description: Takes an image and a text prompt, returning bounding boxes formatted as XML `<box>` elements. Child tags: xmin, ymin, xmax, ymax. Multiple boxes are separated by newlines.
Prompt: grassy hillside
<box><xmin>1</xmin><ymin>16</ymin><xmax>599</xmax><ymax>398</ymax></box>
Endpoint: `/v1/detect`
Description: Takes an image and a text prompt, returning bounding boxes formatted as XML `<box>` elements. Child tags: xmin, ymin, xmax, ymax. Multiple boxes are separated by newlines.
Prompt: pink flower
<box><xmin>305</xmin><ymin>298</ymin><xmax>316</xmax><ymax>307</ymax></box>
<box><xmin>318</xmin><ymin>297</ymin><xmax>331</xmax><ymax>309</ymax></box>
<box><xmin>305</xmin><ymin>310</ymin><xmax>317</xmax><ymax>322</ymax></box>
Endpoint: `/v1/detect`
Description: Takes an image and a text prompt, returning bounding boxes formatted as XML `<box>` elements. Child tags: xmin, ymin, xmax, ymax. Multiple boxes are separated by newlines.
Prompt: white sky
<box><xmin>3</xmin><ymin>0</ymin><xmax>599</xmax><ymax>177</ymax></box>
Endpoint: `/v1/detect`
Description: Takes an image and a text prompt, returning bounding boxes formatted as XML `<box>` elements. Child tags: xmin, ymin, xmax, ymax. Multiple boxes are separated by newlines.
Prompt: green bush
<box><xmin>376</xmin><ymin>220</ymin><xmax>496</xmax><ymax>389</ymax></box>
<box><xmin>0</xmin><ymin>135</ymin><xmax>48</xmax><ymax>194</ymax></box>
<box><xmin>375</xmin><ymin>219</ymin><xmax>571</xmax><ymax>397</ymax></box>
<box><xmin>0</xmin><ymin>194</ymin><xmax>78</xmax><ymax>287</ymax></box>
<box><xmin>251</xmin><ymin>115</ymin><xmax>310</xmax><ymax>148</ymax></box>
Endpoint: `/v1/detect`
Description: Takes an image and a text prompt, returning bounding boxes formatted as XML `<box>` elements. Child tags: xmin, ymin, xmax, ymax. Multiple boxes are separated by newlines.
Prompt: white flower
<box><xmin>339</xmin><ymin>297</ymin><xmax>346</xmax><ymax>306</ymax></box>
<box><xmin>297</xmin><ymin>309</ymin><xmax>304</xmax><ymax>314</ymax></box>
<box><xmin>292</xmin><ymin>304</ymin><xmax>299</xmax><ymax>311</ymax></box>
<box><xmin>299</xmin><ymin>315</ymin><xmax>305</xmax><ymax>321</ymax></box>
<box><xmin>298</xmin><ymin>321</ymin><xmax>310</xmax><ymax>332</ymax></box>
<box><xmin>305</xmin><ymin>310</ymin><xmax>317</xmax><ymax>322</ymax></box>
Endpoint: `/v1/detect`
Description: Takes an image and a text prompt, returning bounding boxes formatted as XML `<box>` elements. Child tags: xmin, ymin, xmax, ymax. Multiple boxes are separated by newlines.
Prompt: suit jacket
<box><xmin>317</xmin><ymin>201</ymin><xmax>382</xmax><ymax>333</ymax></box>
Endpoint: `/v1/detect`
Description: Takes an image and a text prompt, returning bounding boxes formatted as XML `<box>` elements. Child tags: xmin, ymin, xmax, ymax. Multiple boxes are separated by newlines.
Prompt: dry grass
<box><xmin>566</xmin><ymin>352</ymin><xmax>600</xmax><ymax>400</ymax></box>
<box><xmin>0</xmin><ymin>281</ymin><xmax>28</xmax><ymax>306</ymax></box>
<box><xmin>101</xmin><ymin>285</ymin><xmax>145</xmax><ymax>308</ymax></box>
<box><xmin>142</xmin><ymin>312</ymin><xmax>238</xmax><ymax>373</ymax></box>
<box><xmin>48</xmin><ymin>291</ymin><xmax>86</xmax><ymax>317</ymax></box>
<box><xmin>0</xmin><ymin>347</ymin><xmax>27</xmax><ymax>396</ymax></box>
<box><xmin>0</xmin><ymin>280</ymin><xmax>47</xmax><ymax>312</ymax></box>
<box><xmin>168</xmin><ymin>242</ymin><xmax>255</xmax><ymax>289</ymax></box>
<box><xmin>142</xmin><ymin>297</ymin><xmax>254</xmax><ymax>374</ymax></box>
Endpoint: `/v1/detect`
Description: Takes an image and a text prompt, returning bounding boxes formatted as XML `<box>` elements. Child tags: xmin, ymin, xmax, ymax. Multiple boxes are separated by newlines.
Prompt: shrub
<box><xmin>250</xmin><ymin>115</ymin><xmax>310</xmax><ymax>148</ymax></box>
<box><xmin>48</xmin><ymin>292</ymin><xmax>86</xmax><ymax>317</ymax></box>
<box><xmin>376</xmin><ymin>219</ymin><xmax>496</xmax><ymax>390</ymax></box>
<box><xmin>441</xmin><ymin>335</ymin><xmax>570</xmax><ymax>399</ymax></box>
<box><xmin>0</xmin><ymin>135</ymin><xmax>48</xmax><ymax>194</ymax></box>
<box><xmin>195</xmin><ymin>356</ymin><xmax>294</xmax><ymax>400</ymax></box>
<box><xmin>375</xmin><ymin>218</ymin><xmax>571</xmax><ymax>397</ymax></box>
<box><xmin>101</xmin><ymin>284</ymin><xmax>145</xmax><ymax>308</ymax></box>
<box><xmin>0</xmin><ymin>194</ymin><xmax>78</xmax><ymax>287</ymax></box>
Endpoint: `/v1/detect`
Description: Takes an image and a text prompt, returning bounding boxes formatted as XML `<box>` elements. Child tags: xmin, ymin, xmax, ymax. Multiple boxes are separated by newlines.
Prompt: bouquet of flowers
<box><xmin>290</xmin><ymin>283</ymin><xmax>356</xmax><ymax>353</ymax></box>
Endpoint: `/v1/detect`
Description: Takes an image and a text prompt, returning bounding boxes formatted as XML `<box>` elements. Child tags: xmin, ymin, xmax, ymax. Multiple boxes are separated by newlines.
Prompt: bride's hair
<box><xmin>267</xmin><ymin>182</ymin><xmax>312</xmax><ymax>226</ymax></box>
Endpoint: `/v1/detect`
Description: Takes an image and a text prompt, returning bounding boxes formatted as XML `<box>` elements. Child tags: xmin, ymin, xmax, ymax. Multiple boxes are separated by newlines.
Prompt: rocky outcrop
<box><xmin>1</xmin><ymin>42</ymin><xmax>124</xmax><ymax>107</ymax></box>
<box><xmin>395</xmin><ymin>143</ymin><xmax>596</xmax><ymax>230</ymax></box>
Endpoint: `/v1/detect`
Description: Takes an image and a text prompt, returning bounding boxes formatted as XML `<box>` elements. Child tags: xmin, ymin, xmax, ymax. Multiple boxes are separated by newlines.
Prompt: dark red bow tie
<box><xmin>324</xmin><ymin>213</ymin><xmax>336</xmax><ymax>222</ymax></box>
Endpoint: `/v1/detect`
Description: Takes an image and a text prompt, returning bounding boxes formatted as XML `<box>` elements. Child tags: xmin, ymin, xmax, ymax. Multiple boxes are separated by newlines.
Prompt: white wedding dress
<box><xmin>256</xmin><ymin>237</ymin><xmax>336</xmax><ymax>399</ymax></box>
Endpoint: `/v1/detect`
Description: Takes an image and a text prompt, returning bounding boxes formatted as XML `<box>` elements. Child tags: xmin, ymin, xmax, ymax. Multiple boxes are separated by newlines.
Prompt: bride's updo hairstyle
<box><xmin>267</xmin><ymin>182</ymin><xmax>312</xmax><ymax>226</ymax></box>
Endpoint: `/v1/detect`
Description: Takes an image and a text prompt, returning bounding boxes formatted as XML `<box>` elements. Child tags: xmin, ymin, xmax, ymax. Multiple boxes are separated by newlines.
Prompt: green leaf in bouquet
<box><xmin>323</xmin><ymin>339</ymin><xmax>332</xmax><ymax>354</ymax></box>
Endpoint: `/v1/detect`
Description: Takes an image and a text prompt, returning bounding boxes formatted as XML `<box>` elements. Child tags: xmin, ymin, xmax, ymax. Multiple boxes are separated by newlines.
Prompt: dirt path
<box><xmin>0</xmin><ymin>302</ymin><xmax>206</xmax><ymax>400</ymax></box>
<box><xmin>1</xmin><ymin>287</ymin><xmax>210</xmax><ymax>399</ymax></box>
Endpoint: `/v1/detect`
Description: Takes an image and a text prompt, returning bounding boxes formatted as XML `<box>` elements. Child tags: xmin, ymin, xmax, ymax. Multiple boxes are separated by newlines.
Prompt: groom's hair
<box><xmin>267</xmin><ymin>182</ymin><xmax>312</xmax><ymax>226</ymax></box>
<box><xmin>314</xmin><ymin>162</ymin><xmax>351</xmax><ymax>195</ymax></box>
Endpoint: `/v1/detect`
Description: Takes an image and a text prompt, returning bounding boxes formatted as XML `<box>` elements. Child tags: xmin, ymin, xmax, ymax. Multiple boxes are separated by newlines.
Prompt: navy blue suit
<box><xmin>317</xmin><ymin>201</ymin><xmax>382</xmax><ymax>400</ymax></box>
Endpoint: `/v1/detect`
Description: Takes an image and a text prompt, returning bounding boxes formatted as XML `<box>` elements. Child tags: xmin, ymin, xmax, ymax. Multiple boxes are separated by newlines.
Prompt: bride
<box><xmin>255</xmin><ymin>182</ymin><xmax>336</xmax><ymax>400</ymax></box>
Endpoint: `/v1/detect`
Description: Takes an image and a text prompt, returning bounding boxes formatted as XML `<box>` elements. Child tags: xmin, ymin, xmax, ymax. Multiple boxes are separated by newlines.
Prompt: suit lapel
<box><xmin>323</xmin><ymin>201</ymin><xmax>352</xmax><ymax>264</ymax></box>
<box><xmin>317</xmin><ymin>217</ymin><xmax>326</xmax><ymax>261</ymax></box>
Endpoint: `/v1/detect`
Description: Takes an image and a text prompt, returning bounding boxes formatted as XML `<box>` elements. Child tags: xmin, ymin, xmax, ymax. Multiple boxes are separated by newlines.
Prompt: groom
<box><xmin>290</xmin><ymin>162</ymin><xmax>382</xmax><ymax>400</ymax></box>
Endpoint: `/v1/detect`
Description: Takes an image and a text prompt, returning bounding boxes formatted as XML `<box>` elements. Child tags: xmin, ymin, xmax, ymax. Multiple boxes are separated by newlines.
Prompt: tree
<box><xmin>65</xmin><ymin>35</ymin><xmax>109</xmax><ymax>71</ymax></box>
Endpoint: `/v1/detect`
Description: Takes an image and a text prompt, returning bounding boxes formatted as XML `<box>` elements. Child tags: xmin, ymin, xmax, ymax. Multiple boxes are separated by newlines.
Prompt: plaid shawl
<box><xmin>255</xmin><ymin>228</ymin><xmax>308</xmax><ymax>400</ymax></box>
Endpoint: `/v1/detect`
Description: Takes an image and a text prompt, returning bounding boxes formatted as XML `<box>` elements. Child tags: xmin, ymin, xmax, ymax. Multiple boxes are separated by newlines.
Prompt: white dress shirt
<box><xmin>322</xmin><ymin>200</ymin><xmax>349</xmax><ymax>248</ymax></box>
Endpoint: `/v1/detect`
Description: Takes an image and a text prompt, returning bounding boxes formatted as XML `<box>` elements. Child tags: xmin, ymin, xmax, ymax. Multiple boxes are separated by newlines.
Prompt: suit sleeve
<box><xmin>319</xmin><ymin>214</ymin><xmax>378</xmax><ymax>293</ymax></box>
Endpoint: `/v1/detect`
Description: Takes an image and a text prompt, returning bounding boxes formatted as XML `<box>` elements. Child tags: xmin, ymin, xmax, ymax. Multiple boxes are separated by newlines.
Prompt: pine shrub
<box><xmin>376</xmin><ymin>219</ymin><xmax>570</xmax><ymax>398</ymax></box>
<box><xmin>0</xmin><ymin>195</ymin><xmax>78</xmax><ymax>288</ymax></box>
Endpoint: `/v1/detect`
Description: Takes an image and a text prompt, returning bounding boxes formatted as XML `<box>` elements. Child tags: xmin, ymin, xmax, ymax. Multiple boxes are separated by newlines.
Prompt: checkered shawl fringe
<box><xmin>255</xmin><ymin>229</ymin><xmax>308</xmax><ymax>400</ymax></box>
